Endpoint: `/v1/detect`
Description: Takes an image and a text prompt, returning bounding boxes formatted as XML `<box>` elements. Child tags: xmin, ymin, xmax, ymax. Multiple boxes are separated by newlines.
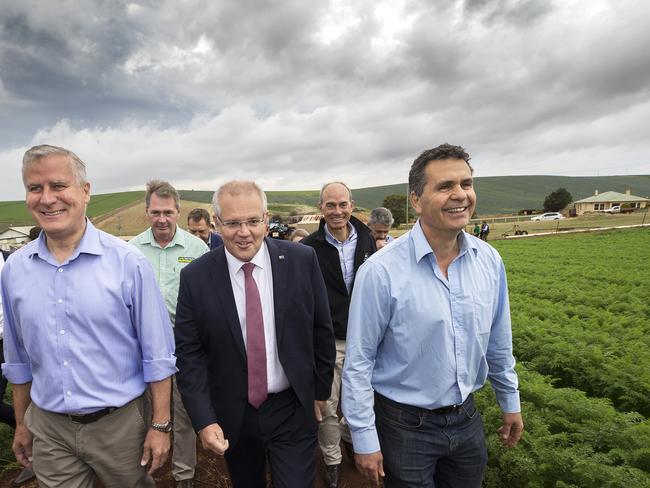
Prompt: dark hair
<box><xmin>187</xmin><ymin>207</ymin><xmax>210</xmax><ymax>225</ymax></box>
<box><xmin>408</xmin><ymin>143</ymin><xmax>473</xmax><ymax>197</ymax></box>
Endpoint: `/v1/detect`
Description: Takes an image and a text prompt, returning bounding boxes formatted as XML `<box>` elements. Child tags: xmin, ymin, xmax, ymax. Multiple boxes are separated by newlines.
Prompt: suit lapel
<box><xmin>266</xmin><ymin>238</ymin><xmax>287</xmax><ymax>345</ymax></box>
<box><xmin>210</xmin><ymin>248</ymin><xmax>247</xmax><ymax>362</ymax></box>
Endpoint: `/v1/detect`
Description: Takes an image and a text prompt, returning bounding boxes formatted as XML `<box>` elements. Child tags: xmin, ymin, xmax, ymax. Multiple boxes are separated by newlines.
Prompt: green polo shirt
<box><xmin>130</xmin><ymin>226</ymin><xmax>208</xmax><ymax>324</ymax></box>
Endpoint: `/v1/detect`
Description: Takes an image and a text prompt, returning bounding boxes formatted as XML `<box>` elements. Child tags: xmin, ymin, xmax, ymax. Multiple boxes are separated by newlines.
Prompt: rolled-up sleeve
<box><xmin>1</xmin><ymin>260</ymin><xmax>33</xmax><ymax>385</ymax></box>
<box><xmin>129</xmin><ymin>256</ymin><xmax>177</xmax><ymax>382</ymax></box>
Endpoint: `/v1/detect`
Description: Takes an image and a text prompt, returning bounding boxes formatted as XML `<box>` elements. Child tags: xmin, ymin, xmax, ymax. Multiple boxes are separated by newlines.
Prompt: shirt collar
<box><xmin>410</xmin><ymin>220</ymin><xmax>478</xmax><ymax>263</ymax></box>
<box><xmin>324</xmin><ymin>221</ymin><xmax>356</xmax><ymax>245</ymax></box>
<box><xmin>225</xmin><ymin>240</ymin><xmax>268</xmax><ymax>276</ymax></box>
<box><xmin>30</xmin><ymin>219</ymin><xmax>103</xmax><ymax>262</ymax></box>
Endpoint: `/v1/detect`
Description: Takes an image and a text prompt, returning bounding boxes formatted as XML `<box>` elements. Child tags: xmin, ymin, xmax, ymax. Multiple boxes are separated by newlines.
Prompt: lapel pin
<box><xmin>278</xmin><ymin>255</ymin><xmax>285</xmax><ymax>260</ymax></box>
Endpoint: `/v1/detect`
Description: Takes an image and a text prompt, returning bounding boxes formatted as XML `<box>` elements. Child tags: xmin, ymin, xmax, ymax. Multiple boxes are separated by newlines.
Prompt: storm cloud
<box><xmin>1</xmin><ymin>0</ymin><xmax>649</xmax><ymax>199</ymax></box>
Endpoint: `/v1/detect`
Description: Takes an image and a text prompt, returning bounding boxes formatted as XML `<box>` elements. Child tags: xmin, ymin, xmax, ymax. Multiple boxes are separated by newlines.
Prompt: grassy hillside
<box><xmin>2</xmin><ymin>176</ymin><xmax>649</xmax><ymax>228</ymax></box>
<box><xmin>0</xmin><ymin>191</ymin><xmax>143</xmax><ymax>229</ymax></box>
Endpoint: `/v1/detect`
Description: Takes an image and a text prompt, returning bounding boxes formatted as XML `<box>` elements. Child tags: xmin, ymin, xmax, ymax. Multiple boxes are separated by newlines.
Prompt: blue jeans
<box><xmin>375</xmin><ymin>393</ymin><xmax>487</xmax><ymax>488</ymax></box>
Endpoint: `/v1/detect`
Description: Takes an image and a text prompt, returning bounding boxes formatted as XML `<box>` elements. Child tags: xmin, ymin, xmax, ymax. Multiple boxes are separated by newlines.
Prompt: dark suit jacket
<box><xmin>208</xmin><ymin>232</ymin><xmax>223</xmax><ymax>250</ymax></box>
<box><xmin>175</xmin><ymin>237</ymin><xmax>335</xmax><ymax>447</ymax></box>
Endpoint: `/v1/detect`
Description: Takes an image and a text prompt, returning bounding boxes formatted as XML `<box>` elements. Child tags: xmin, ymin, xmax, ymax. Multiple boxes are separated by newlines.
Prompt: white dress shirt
<box><xmin>225</xmin><ymin>242</ymin><xmax>290</xmax><ymax>393</ymax></box>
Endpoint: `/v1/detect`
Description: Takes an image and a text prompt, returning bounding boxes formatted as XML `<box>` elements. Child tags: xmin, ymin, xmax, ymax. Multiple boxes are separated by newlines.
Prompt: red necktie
<box><xmin>242</xmin><ymin>263</ymin><xmax>267</xmax><ymax>408</ymax></box>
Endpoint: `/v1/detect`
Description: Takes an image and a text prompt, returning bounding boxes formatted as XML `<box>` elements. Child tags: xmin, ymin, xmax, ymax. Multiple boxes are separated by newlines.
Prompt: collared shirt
<box><xmin>225</xmin><ymin>242</ymin><xmax>290</xmax><ymax>393</ymax></box>
<box><xmin>1</xmin><ymin>221</ymin><xmax>177</xmax><ymax>414</ymax></box>
<box><xmin>342</xmin><ymin>221</ymin><xmax>520</xmax><ymax>454</ymax></box>
<box><xmin>130</xmin><ymin>226</ymin><xmax>208</xmax><ymax>324</ymax></box>
<box><xmin>324</xmin><ymin>222</ymin><xmax>358</xmax><ymax>294</ymax></box>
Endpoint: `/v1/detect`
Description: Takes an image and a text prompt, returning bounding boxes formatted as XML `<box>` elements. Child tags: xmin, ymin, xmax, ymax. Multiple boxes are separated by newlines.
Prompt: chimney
<box><xmin>594</xmin><ymin>189</ymin><xmax>599</xmax><ymax>196</ymax></box>
<box><xmin>625</xmin><ymin>187</ymin><xmax>631</xmax><ymax>196</ymax></box>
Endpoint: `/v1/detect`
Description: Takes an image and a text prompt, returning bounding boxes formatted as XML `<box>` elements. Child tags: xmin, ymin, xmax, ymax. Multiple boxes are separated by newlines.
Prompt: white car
<box><xmin>531</xmin><ymin>212</ymin><xmax>565</xmax><ymax>221</ymax></box>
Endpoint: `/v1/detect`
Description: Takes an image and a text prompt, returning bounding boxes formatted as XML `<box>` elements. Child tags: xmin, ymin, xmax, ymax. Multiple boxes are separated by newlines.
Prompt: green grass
<box><xmin>0</xmin><ymin>191</ymin><xmax>144</xmax><ymax>229</ymax></box>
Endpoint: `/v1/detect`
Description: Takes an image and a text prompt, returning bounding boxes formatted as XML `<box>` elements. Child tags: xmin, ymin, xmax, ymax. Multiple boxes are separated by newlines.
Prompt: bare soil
<box><xmin>1</xmin><ymin>441</ymin><xmax>376</xmax><ymax>487</ymax></box>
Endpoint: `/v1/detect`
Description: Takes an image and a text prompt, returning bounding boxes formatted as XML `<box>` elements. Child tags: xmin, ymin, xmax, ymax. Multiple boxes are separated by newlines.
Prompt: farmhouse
<box><xmin>0</xmin><ymin>226</ymin><xmax>34</xmax><ymax>251</ymax></box>
<box><xmin>573</xmin><ymin>189</ymin><xmax>649</xmax><ymax>215</ymax></box>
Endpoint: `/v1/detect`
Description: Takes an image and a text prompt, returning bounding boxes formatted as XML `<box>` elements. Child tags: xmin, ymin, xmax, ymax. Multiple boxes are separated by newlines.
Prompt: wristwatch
<box><xmin>151</xmin><ymin>420</ymin><xmax>173</xmax><ymax>433</ymax></box>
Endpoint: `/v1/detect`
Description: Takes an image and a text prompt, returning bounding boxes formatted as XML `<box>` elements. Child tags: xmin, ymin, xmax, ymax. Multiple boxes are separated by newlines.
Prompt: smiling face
<box><xmin>319</xmin><ymin>183</ymin><xmax>354</xmax><ymax>234</ymax></box>
<box><xmin>410</xmin><ymin>158</ymin><xmax>476</xmax><ymax>239</ymax></box>
<box><xmin>24</xmin><ymin>154</ymin><xmax>90</xmax><ymax>244</ymax></box>
<box><xmin>146</xmin><ymin>193</ymin><xmax>180</xmax><ymax>245</ymax></box>
<box><xmin>217</xmin><ymin>191</ymin><xmax>268</xmax><ymax>262</ymax></box>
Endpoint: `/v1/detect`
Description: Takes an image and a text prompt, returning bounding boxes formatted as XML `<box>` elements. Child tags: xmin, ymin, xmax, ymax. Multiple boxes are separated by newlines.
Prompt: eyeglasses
<box><xmin>218</xmin><ymin>217</ymin><xmax>266</xmax><ymax>230</ymax></box>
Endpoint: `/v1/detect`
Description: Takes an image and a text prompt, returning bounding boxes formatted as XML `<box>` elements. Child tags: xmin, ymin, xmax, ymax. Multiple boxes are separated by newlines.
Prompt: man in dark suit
<box><xmin>175</xmin><ymin>181</ymin><xmax>336</xmax><ymax>488</ymax></box>
<box><xmin>187</xmin><ymin>207</ymin><xmax>223</xmax><ymax>249</ymax></box>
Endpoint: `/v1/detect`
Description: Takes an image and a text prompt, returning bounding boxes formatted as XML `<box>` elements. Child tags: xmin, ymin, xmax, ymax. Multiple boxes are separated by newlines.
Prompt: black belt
<box><xmin>376</xmin><ymin>392</ymin><xmax>473</xmax><ymax>416</ymax></box>
<box><xmin>68</xmin><ymin>407</ymin><xmax>117</xmax><ymax>424</ymax></box>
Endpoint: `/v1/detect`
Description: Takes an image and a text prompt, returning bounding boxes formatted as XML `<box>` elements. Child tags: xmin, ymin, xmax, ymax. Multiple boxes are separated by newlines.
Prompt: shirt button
<box><xmin>63</xmin><ymin>361</ymin><xmax>69</xmax><ymax>366</ymax></box>
<box><xmin>66</xmin><ymin>391</ymin><xmax>72</xmax><ymax>396</ymax></box>
<box><xmin>58</xmin><ymin>268</ymin><xmax>63</xmax><ymax>273</ymax></box>
<box><xmin>57</xmin><ymin>299</ymin><xmax>63</xmax><ymax>303</ymax></box>
<box><xmin>60</xmin><ymin>330</ymin><xmax>65</xmax><ymax>335</ymax></box>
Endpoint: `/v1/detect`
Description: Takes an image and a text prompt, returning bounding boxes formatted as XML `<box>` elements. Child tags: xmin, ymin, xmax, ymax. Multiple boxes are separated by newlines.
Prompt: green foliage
<box><xmin>493</xmin><ymin>229</ymin><xmax>650</xmax><ymax>417</ymax></box>
<box><xmin>543</xmin><ymin>187</ymin><xmax>573</xmax><ymax>212</ymax></box>
<box><xmin>382</xmin><ymin>194</ymin><xmax>408</xmax><ymax>226</ymax></box>
<box><xmin>477</xmin><ymin>366</ymin><xmax>650</xmax><ymax>487</ymax></box>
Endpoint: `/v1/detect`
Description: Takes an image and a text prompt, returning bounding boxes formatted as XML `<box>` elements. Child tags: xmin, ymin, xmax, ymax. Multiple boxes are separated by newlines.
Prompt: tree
<box><xmin>382</xmin><ymin>194</ymin><xmax>413</xmax><ymax>227</ymax></box>
<box><xmin>543</xmin><ymin>188</ymin><xmax>573</xmax><ymax>212</ymax></box>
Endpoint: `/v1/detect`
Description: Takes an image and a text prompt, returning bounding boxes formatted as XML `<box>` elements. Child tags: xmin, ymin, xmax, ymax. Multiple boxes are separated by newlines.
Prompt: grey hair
<box><xmin>22</xmin><ymin>145</ymin><xmax>88</xmax><ymax>186</ymax></box>
<box><xmin>368</xmin><ymin>207</ymin><xmax>394</xmax><ymax>227</ymax></box>
<box><xmin>145</xmin><ymin>180</ymin><xmax>180</xmax><ymax>210</ymax></box>
<box><xmin>212</xmin><ymin>181</ymin><xmax>268</xmax><ymax>218</ymax></box>
<box><xmin>319</xmin><ymin>181</ymin><xmax>353</xmax><ymax>204</ymax></box>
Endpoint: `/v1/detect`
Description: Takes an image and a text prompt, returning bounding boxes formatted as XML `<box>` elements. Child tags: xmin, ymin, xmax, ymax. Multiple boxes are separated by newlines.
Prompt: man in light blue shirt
<box><xmin>342</xmin><ymin>144</ymin><xmax>523</xmax><ymax>487</ymax></box>
<box><xmin>1</xmin><ymin>145</ymin><xmax>177</xmax><ymax>488</ymax></box>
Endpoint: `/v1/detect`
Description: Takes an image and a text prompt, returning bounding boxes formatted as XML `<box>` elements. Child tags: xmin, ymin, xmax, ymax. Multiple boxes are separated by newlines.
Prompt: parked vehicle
<box><xmin>531</xmin><ymin>212</ymin><xmax>565</xmax><ymax>221</ymax></box>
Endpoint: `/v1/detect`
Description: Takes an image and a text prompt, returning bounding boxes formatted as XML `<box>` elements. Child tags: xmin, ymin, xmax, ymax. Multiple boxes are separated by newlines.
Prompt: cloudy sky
<box><xmin>1</xmin><ymin>0</ymin><xmax>649</xmax><ymax>200</ymax></box>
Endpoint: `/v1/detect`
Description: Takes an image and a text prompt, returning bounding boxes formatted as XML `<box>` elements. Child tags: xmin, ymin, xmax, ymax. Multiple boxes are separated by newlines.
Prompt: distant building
<box><xmin>0</xmin><ymin>226</ymin><xmax>34</xmax><ymax>250</ymax></box>
<box><xmin>294</xmin><ymin>214</ymin><xmax>323</xmax><ymax>233</ymax></box>
<box><xmin>573</xmin><ymin>189</ymin><xmax>649</xmax><ymax>215</ymax></box>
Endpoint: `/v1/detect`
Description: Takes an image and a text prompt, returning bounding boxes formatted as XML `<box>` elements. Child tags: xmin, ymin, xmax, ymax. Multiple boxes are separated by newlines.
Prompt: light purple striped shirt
<box><xmin>1</xmin><ymin>221</ymin><xmax>177</xmax><ymax>414</ymax></box>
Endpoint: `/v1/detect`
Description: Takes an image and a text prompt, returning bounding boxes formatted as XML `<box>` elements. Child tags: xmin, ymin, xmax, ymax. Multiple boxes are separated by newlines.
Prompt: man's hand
<box><xmin>498</xmin><ymin>412</ymin><xmax>524</xmax><ymax>448</ymax></box>
<box><xmin>12</xmin><ymin>424</ymin><xmax>33</xmax><ymax>468</ymax></box>
<box><xmin>354</xmin><ymin>451</ymin><xmax>384</xmax><ymax>486</ymax></box>
<box><xmin>314</xmin><ymin>400</ymin><xmax>327</xmax><ymax>422</ymax></box>
<box><xmin>199</xmin><ymin>423</ymin><xmax>229</xmax><ymax>455</ymax></box>
<box><xmin>376</xmin><ymin>239</ymin><xmax>387</xmax><ymax>250</ymax></box>
<box><xmin>140</xmin><ymin>429</ymin><xmax>171</xmax><ymax>474</ymax></box>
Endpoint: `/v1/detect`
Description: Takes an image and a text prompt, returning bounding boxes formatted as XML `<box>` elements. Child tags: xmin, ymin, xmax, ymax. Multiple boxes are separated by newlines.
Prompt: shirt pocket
<box><xmin>473</xmin><ymin>289</ymin><xmax>495</xmax><ymax>335</ymax></box>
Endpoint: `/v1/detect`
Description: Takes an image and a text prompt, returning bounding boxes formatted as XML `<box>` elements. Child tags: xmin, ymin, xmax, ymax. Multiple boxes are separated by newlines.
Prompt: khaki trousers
<box><xmin>171</xmin><ymin>375</ymin><xmax>196</xmax><ymax>481</ymax></box>
<box><xmin>318</xmin><ymin>339</ymin><xmax>352</xmax><ymax>466</ymax></box>
<box><xmin>25</xmin><ymin>395</ymin><xmax>154</xmax><ymax>488</ymax></box>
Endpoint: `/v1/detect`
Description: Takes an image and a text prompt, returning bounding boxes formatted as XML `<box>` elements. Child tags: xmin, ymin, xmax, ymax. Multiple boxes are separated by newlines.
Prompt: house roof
<box><xmin>574</xmin><ymin>191</ymin><xmax>649</xmax><ymax>204</ymax></box>
<box><xmin>0</xmin><ymin>226</ymin><xmax>33</xmax><ymax>236</ymax></box>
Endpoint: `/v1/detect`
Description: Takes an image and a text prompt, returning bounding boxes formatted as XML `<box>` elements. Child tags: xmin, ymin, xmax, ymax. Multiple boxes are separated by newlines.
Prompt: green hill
<box><xmin>2</xmin><ymin>176</ymin><xmax>649</xmax><ymax>228</ymax></box>
<box><xmin>0</xmin><ymin>191</ymin><xmax>143</xmax><ymax>229</ymax></box>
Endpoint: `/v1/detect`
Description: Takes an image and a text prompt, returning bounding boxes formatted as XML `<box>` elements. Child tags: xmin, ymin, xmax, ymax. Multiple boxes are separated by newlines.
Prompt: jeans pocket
<box><xmin>461</xmin><ymin>402</ymin><xmax>479</xmax><ymax>420</ymax></box>
<box><xmin>377</xmin><ymin>397</ymin><xmax>424</xmax><ymax>429</ymax></box>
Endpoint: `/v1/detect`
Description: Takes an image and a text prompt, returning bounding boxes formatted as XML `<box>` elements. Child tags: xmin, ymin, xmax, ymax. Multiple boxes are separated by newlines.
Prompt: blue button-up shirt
<box><xmin>1</xmin><ymin>221</ymin><xmax>177</xmax><ymax>414</ymax></box>
<box><xmin>324</xmin><ymin>222</ymin><xmax>358</xmax><ymax>294</ymax></box>
<box><xmin>342</xmin><ymin>221</ymin><xmax>520</xmax><ymax>454</ymax></box>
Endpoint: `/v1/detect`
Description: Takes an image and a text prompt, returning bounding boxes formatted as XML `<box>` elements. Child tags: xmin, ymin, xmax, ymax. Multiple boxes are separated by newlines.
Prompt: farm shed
<box><xmin>573</xmin><ymin>189</ymin><xmax>648</xmax><ymax>215</ymax></box>
<box><xmin>0</xmin><ymin>226</ymin><xmax>34</xmax><ymax>250</ymax></box>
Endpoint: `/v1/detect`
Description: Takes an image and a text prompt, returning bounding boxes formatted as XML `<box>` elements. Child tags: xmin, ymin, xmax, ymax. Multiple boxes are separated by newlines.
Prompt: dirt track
<box><xmin>1</xmin><ymin>441</ymin><xmax>377</xmax><ymax>487</ymax></box>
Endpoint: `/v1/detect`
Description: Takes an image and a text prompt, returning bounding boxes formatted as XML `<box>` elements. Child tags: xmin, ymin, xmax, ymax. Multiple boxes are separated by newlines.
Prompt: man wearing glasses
<box><xmin>302</xmin><ymin>181</ymin><xmax>377</xmax><ymax>487</ymax></box>
<box><xmin>174</xmin><ymin>180</ymin><xmax>335</xmax><ymax>488</ymax></box>
<box><xmin>131</xmin><ymin>180</ymin><xmax>208</xmax><ymax>488</ymax></box>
